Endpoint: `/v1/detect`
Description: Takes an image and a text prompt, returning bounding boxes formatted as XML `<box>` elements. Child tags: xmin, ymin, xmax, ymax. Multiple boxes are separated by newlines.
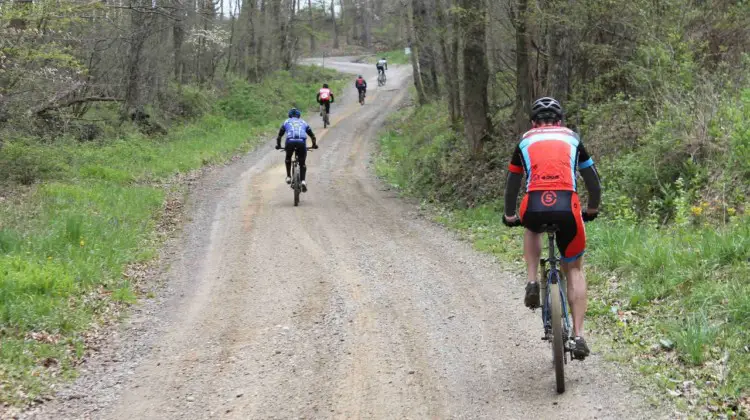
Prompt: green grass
<box><xmin>367</xmin><ymin>49</ymin><xmax>412</xmax><ymax>65</ymax></box>
<box><xmin>375</xmin><ymin>101</ymin><xmax>750</xmax><ymax>417</ymax></box>
<box><xmin>0</xmin><ymin>65</ymin><xmax>348</xmax><ymax>407</ymax></box>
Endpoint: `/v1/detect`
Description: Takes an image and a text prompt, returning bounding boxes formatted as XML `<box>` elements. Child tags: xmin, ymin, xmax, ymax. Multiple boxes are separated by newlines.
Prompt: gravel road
<box><xmin>21</xmin><ymin>58</ymin><xmax>653</xmax><ymax>420</ymax></box>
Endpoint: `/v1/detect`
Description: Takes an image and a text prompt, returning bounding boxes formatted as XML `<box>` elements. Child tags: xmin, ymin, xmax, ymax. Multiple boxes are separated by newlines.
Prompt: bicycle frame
<box><xmin>320</xmin><ymin>104</ymin><xmax>330</xmax><ymax>128</ymax></box>
<box><xmin>280</xmin><ymin>147</ymin><xmax>313</xmax><ymax>206</ymax></box>
<box><xmin>540</xmin><ymin>229</ymin><xmax>573</xmax><ymax>352</ymax></box>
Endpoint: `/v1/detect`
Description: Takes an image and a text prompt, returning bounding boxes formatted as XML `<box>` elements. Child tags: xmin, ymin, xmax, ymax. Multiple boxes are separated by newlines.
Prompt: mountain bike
<box><xmin>507</xmin><ymin>220</ymin><xmax>576</xmax><ymax>393</ymax></box>
<box><xmin>538</xmin><ymin>224</ymin><xmax>575</xmax><ymax>393</ymax></box>
<box><xmin>281</xmin><ymin>148</ymin><xmax>313</xmax><ymax>206</ymax></box>
<box><xmin>378</xmin><ymin>70</ymin><xmax>386</xmax><ymax>86</ymax></box>
<box><xmin>358</xmin><ymin>89</ymin><xmax>366</xmax><ymax>105</ymax></box>
<box><xmin>320</xmin><ymin>104</ymin><xmax>330</xmax><ymax>128</ymax></box>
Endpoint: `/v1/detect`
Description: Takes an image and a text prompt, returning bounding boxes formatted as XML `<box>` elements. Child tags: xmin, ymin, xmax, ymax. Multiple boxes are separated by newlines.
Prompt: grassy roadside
<box><xmin>366</xmin><ymin>49</ymin><xmax>411</xmax><ymax>65</ymax></box>
<box><xmin>0</xmin><ymin>66</ymin><xmax>347</xmax><ymax>407</ymax></box>
<box><xmin>375</xmin><ymin>103</ymin><xmax>750</xmax><ymax>417</ymax></box>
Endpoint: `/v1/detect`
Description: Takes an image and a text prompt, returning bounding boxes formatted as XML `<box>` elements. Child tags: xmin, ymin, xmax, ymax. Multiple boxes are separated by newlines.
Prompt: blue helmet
<box><xmin>288</xmin><ymin>108</ymin><xmax>301</xmax><ymax>118</ymax></box>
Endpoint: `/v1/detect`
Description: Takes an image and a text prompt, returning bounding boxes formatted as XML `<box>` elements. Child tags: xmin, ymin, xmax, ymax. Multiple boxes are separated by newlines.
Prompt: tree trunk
<box><xmin>308</xmin><ymin>0</ymin><xmax>316</xmax><ymax>52</ymax></box>
<box><xmin>546</xmin><ymin>0</ymin><xmax>573</xmax><ymax>101</ymax></box>
<box><xmin>331</xmin><ymin>0</ymin><xmax>340</xmax><ymax>49</ymax></box>
<box><xmin>172</xmin><ymin>1</ymin><xmax>185</xmax><ymax>83</ymax></box>
<box><xmin>407</xmin><ymin>4</ymin><xmax>427</xmax><ymax>105</ymax></box>
<box><xmin>460</xmin><ymin>0</ymin><xmax>491</xmax><ymax>157</ymax></box>
<box><xmin>513</xmin><ymin>0</ymin><xmax>533</xmax><ymax>134</ymax></box>
<box><xmin>450</xmin><ymin>1</ymin><xmax>462</xmax><ymax>125</ymax></box>
<box><xmin>124</xmin><ymin>0</ymin><xmax>150</xmax><ymax>117</ymax></box>
<box><xmin>257</xmin><ymin>0</ymin><xmax>267</xmax><ymax>76</ymax></box>
<box><xmin>225</xmin><ymin>1</ymin><xmax>237</xmax><ymax>76</ymax></box>
<box><xmin>363</xmin><ymin>0</ymin><xmax>372</xmax><ymax>48</ymax></box>
<box><xmin>411</xmin><ymin>0</ymin><xmax>438</xmax><ymax>98</ymax></box>
<box><xmin>434</xmin><ymin>0</ymin><xmax>457</xmax><ymax>124</ymax></box>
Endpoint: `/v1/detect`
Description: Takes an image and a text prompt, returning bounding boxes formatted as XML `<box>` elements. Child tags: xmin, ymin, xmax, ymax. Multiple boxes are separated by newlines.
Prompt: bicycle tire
<box><xmin>293</xmin><ymin>164</ymin><xmax>300</xmax><ymax>206</ymax></box>
<box><xmin>550</xmin><ymin>281</ymin><xmax>565</xmax><ymax>393</ymax></box>
<box><xmin>323</xmin><ymin>112</ymin><xmax>328</xmax><ymax>128</ymax></box>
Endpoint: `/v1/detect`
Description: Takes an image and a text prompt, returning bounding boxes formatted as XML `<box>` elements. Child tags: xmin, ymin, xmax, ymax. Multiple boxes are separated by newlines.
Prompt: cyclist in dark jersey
<box><xmin>275</xmin><ymin>108</ymin><xmax>318</xmax><ymax>192</ymax></box>
<box><xmin>503</xmin><ymin>97</ymin><xmax>601</xmax><ymax>359</ymax></box>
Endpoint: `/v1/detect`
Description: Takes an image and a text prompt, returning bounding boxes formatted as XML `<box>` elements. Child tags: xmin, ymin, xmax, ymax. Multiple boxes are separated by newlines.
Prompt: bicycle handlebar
<box><xmin>503</xmin><ymin>211</ymin><xmax>598</xmax><ymax>228</ymax></box>
<box><xmin>503</xmin><ymin>218</ymin><xmax>523</xmax><ymax>227</ymax></box>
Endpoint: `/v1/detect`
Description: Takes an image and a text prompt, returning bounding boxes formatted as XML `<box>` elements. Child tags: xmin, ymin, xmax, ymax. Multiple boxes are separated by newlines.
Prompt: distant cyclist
<box><xmin>355</xmin><ymin>75</ymin><xmax>367</xmax><ymax>100</ymax></box>
<box><xmin>275</xmin><ymin>108</ymin><xmax>318</xmax><ymax>192</ymax></box>
<box><xmin>316</xmin><ymin>83</ymin><xmax>335</xmax><ymax>117</ymax></box>
<box><xmin>376</xmin><ymin>57</ymin><xmax>388</xmax><ymax>76</ymax></box>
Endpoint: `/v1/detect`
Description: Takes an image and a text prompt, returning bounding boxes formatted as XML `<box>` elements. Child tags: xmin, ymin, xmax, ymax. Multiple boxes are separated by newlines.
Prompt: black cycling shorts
<box><xmin>519</xmin><ymin>190</ymin><xmax>586</xmax><ymax>262</ymax></box>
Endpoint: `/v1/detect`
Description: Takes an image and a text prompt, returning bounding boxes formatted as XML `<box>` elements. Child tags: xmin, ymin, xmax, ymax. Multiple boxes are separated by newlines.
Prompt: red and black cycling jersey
<box><xmin>508</xmin><ymin>127</ymin><xmax>594</xmax><ymax>192</ymax></box>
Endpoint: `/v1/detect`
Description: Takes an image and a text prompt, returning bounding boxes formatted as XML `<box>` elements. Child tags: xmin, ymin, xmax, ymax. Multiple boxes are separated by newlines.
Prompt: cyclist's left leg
<box><xmin>325</xmin><ymin>101</ymin><xmax>331</xmax><ymax>115</ymax></box>
<box><xmin>519</xmin><ymin>194</ymin><xmax>543</xmax><ymax>308</ymax></box>
<box><xmin>284</xmin><ymin>145</ymin><xmax>294</xmax><ymax>178</ymax></box>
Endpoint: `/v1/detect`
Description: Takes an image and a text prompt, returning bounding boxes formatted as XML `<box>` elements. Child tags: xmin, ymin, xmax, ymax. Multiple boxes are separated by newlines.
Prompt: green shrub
<box><xmin>160</xmin><ymin>84</ymin><xmax>214</xmax><ymax>120</ymax></box>
<box><xmin>0</xmin><ymin>142</ymin><xmax>66</xmax><ymax>185</ymax></box>
<box><xmin>217</xmin><ymin>65</ymin><xmax>348</xmax><ymax>124</ymax></box>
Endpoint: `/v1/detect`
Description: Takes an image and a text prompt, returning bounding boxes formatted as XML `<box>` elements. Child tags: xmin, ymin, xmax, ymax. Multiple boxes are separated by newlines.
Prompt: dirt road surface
<box><xmin>23</xmin><ymin>58</ymin><xmax>652</xmax><ymax>419</ymax></box>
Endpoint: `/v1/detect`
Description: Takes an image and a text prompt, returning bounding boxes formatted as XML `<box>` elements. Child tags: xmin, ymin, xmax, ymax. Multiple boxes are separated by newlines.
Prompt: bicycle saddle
<box><xmin>539</xmin><ymin>224</ymin><xmax>560</xmax><ymax>232</ymax></box>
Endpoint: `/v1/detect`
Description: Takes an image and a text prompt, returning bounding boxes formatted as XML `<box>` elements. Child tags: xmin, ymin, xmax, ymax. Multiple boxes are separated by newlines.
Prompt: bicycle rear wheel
<box><xmin>293</xmin><ymin>164</ymin><xmax>300</xmax><ymax>206</ymax></box>
<box><xmin>323</xmin><ymin>112</ymin><xmax>328</xmax><ymax>128</ymax></box>
<box><xmin>550</xmin><ymin>282</ymin><xmax>565</xmax><ymax>393</ymax></box>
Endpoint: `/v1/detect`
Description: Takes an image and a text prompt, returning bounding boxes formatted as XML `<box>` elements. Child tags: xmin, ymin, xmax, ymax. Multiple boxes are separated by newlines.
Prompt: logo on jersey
<box><xmin>541</xmin><ymin>191</ymin><xmax>557</xmax><ymax>207</ymax></box>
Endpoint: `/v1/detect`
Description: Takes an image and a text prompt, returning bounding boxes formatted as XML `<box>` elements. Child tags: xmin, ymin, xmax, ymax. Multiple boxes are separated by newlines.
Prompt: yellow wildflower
<box><xmin>690</xmin><ymin>206</ymin><xmax>703</xmax><ymax>216</ymax></box>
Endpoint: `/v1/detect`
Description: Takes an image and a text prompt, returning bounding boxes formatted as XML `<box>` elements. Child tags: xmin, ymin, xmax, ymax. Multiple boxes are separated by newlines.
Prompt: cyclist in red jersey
<box><xmin>503</xmin><ymin>97</ymin><xmax>602</xmax><ymax>359</ymax></box>
<box><xmin>316</xmin><ymin>83</ymin><xmax>335</xmax><ymax>117</ymax></box>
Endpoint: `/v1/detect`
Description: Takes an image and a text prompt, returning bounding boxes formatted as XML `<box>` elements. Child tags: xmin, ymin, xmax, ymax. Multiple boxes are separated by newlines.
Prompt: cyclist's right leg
<box><xmin>555</xmin><ymin>193</ymin><xmax>587</xmax><ymax>351</ymax></box>
<box><xmin>324</xmin><ymin>101</ymin><xmax>331</xmax><ymax>115</ymax></box>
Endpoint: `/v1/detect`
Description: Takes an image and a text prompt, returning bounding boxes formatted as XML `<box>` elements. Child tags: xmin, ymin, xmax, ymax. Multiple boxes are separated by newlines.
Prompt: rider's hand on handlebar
<box><xmin>582</xmin><ymin>209</ymin><xmax>599</xmax><ymax>222</ymax></box>
<box><xmin>502</xmin><ymin>214</ymin><xmax>521</xmax><ymax>227</ymax></box>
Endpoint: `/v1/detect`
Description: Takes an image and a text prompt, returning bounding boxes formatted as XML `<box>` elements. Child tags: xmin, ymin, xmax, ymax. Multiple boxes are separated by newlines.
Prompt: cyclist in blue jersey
<box><xmin>275</xmin><ymin>108</ymin><xmax>318</xmax><ymax>191</ymax></box>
